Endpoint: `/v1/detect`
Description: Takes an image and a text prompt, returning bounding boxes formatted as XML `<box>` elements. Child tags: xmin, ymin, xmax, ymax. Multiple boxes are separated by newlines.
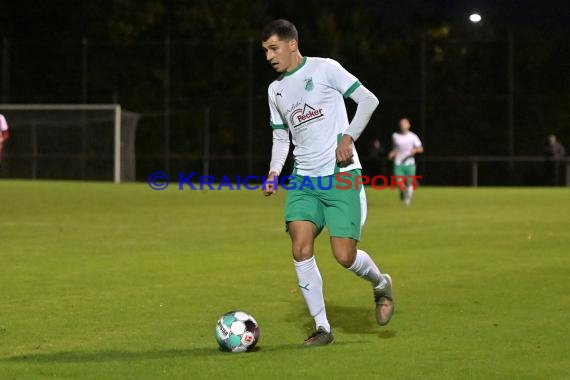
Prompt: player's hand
<box><xmin>336</xmin><ymin>134</ymin><xmax>354</xmax><ymax>167</ymax></box>
<box><xmin>387</xmin><ymin>151</ymin><xmax>396</xmax><ymax>160</ymax></box>
<box><xmin>263</xmin><ymin>171</ymin><xmax>279</xmax><ymax>197</ymax></box>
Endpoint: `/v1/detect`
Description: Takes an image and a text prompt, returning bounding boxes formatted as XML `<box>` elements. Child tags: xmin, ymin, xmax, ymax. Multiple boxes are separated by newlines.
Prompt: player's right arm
<box><xmin>264</xmin><ymin>88</ymin><xmax>289</xmax><ymax>197</ymax></box>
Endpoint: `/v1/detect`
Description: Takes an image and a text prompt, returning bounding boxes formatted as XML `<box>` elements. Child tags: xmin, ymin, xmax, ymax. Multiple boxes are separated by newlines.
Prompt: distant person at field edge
<box><xmin>369</xmin><ymin>138</ymin><xmax>383</xmax><ymax>160</ymax></box>
<box><xmin>367</xmin><ymin>138</ymin><xmax>386</xmax><ymax>175</ymax></box>
<box><xmin>0</xmin><ymin>114</ymin><xmax>9</xmax><ymax>174</ymax></box>
<box><xmin>545</xmin><ymin>134</ymin><xmax>566</xmax><ymax>186</ymax></box>
<box><xmin>388</xmin><ymin>117</ymin><xmax>424</xmax><ymax>206</ymax></box>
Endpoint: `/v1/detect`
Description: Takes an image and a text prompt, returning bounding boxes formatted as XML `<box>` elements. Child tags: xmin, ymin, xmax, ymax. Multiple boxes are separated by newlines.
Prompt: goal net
<box><xmin>0</xmin><ymin>105</ymin><xmax>140</xmax><ymax>183</ymax></box>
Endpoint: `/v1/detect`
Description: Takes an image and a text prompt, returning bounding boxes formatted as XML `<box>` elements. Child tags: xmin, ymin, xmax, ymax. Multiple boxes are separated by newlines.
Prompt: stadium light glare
<box><xmin>469</xmin><ymin>13</ymin><xmax>482</xmax><ymax>23</ymax></box>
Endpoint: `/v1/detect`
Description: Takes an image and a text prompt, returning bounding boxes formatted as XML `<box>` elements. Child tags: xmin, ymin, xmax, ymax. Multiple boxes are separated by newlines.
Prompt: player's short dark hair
<box><xmin>261</xmin><ymin>19</ymin><xmax>298</xmax><ymax>42</ymax></box>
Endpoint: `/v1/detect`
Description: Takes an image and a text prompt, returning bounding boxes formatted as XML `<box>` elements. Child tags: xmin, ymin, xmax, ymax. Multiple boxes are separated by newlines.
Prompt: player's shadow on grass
<box><xmin>0</xmin><ymin>348</ymin><xmax>220</xmax><ymax>363</ymax></box>
<box><xmin>0</xmin><ymin>344</ymin><xmax>312</xmax><ymax>363</ymax></box>
<box><xmin>299</xmin><ymin>303</ymin><xmax>397</xmax><ymax>338</ymax></box>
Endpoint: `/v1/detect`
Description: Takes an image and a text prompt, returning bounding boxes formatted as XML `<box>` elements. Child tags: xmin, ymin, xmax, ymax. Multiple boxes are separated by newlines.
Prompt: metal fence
<box><xmin>0</xmin><ymin>35</ymin><xmax>568</xmax><ymax>185</ymax></box>
<box><xmin>417</xmin><ymin>156</ymin><xmax>570</xmax><ymax>186</ymax></box>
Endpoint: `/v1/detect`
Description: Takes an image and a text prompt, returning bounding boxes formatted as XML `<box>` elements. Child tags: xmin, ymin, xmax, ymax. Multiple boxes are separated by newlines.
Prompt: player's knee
<box><xmin>292</xmin><ymin>244</ymin><xmax>313</xmax><ymax>262</ymax></box>
<box><xmin>334</xmin><ymin>252</ymin><xmax>356</xmax><ymax>268</ymax></box>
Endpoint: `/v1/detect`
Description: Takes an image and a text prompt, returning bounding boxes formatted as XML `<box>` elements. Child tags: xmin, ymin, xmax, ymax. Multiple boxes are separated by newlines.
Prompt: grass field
<box><xmin>1</xmin><ymin>180</ymin><xmax>569</xmax><ymax>379</ymax></box>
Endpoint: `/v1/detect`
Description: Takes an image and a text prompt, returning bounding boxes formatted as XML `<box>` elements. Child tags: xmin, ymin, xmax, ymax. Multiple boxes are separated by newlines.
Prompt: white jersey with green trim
<box><xmin>392</xmin><ymin>131</ymin><xmax>422</xmax><ymax>166</ymax></box>
<box><xmin>267</xmin><ymin>57</ymin><xmax>362</xmax><ymax>177</ymax></box>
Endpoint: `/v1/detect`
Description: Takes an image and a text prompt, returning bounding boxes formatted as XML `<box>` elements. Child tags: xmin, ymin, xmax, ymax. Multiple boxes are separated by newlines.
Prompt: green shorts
<box><xmin>284</xmin><ymin>169</ymin><xmax>367</xmax><ymax>241</ymax></box>
<box><xmin>394</xmin><ymin>164</ymin><xmax>416</xmax><ymax>182</ymax></box>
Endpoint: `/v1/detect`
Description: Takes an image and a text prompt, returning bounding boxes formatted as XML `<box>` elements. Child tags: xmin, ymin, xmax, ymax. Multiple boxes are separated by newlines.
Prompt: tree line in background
<box><xmin>1</xmin><ymin>0</ymin><xmax>568</xmax><ymax>181</ymax></box>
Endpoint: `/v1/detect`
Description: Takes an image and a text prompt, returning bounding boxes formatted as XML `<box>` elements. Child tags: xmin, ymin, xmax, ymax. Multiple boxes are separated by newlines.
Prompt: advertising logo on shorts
<box><xmin>289</xmin><ymin>103</ymin><xmax>324</xmax><ymax>129</ymax></box>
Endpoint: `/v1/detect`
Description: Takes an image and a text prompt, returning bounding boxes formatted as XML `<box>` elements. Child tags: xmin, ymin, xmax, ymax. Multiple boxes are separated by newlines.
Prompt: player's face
<box><xmin>399</xmin><ymin>119</ymin><xmax>411</xmax><ymax>133</ymax></box>
<box><xmin>262</xmin><ymin>35</ymin><xmax>296</xmax><ymax>73</ymax></box>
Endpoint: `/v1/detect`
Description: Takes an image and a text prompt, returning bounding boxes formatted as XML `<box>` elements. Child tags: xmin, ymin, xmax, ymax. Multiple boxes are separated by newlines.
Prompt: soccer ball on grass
<box><xmin>215</xmin><ymin>311</ymin><xmax>260</xmax><ymax>352</ymax></box>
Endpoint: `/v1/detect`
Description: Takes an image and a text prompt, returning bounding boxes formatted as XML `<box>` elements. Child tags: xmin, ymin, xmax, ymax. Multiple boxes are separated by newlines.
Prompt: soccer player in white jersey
<box><xmin>261</xmin><ymin>19</ymin><xmax>393</xmax><ymax>346</ymax></box>
<box><xmin>388</xmin><ymin>118</ymin><xmax>424</xmax><ymax>206</ymax></box>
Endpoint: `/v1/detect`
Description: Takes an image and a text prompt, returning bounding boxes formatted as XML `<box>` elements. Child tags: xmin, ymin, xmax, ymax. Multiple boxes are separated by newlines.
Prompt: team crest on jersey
<box><xmin>304</xmin><ymin>78</ymin><xmax>314</xmax><ymax>91</ymax></box>
<box><xmin>289</xmin><ymin>103</ymin><xmax>324</xmax><ymax>128</ymax></box>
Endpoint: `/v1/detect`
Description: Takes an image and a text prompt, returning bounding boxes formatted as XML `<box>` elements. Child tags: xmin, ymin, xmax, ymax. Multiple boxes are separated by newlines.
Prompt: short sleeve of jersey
<box><xmin>413</xmin><ymin>134</ymin><xmax>422</xmax><ymax>147</ymax></box>
<box><xmin>325</xmin><ymin>59</ymin><xmax>361</xmax><ymax>98</ymax></box>
<box><xmin>268</xmin><ymin>88</ymin><xmax>287</xmax><ymax>130</ymax></box>
<box><xmin>0</xmin><ymin>115</ymin><xmax>7</xmax><ymax>131</ymax></box>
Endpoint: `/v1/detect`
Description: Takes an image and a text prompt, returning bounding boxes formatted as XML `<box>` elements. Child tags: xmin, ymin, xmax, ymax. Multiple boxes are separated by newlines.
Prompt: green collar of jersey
<box><xmin>284</xmin><ymin>56</ymin><xmax>307</xmax><ymax>77</ymax></box>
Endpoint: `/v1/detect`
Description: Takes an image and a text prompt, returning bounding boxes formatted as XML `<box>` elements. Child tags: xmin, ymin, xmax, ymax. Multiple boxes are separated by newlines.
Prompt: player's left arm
<box><xmin>325</xmin><ymin>60</ymin><xmax>379</xmax><ymax>163</ymax></box>
<box><xmin>344</xmin><ymin>85</ymin><xmax>379</xmax><ymax>138</ymax></box>
<box><xmin>412</xmin><ymin>135</ymin><xmax>424</xmax><ymax>155</ymax></box>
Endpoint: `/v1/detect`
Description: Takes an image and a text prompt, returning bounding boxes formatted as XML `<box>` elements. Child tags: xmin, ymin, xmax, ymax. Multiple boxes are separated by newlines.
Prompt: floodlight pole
<box><xmin>2</xmin><ymin>38</ymin><xmax>10</xmax><ymax>102</ymax></box>
<box><xmin>203</xmin><ymin>107</ymin><xmax>211</xmax><ymax>176</ymax></box>
<box><xmin>247</xmin><ymin>37</ymin><xmax>254</xmax><ymax>174</ymax></box>
<box><xmin>81</xmin><ymin>37</ymin><xmax>88</xmax><ymax>180</ymax></box>
<box><xmin>419</xmin><ymin>31</ymin><xmax>427</xmax><ymax>181</ymax></box>
<box><xmin>164</xmin><ymin>35</ymin><xmax>172</xmax><ymax>175</ymax></box>
<box><xmin>81</xmin><ymin>38</ymin><xmax>88</xmax><ymax>103</ymax></box>
<box><xmin>507</xmin><ymin>30</ymin><xmax>514</xmax><ymax>158</ymax></box>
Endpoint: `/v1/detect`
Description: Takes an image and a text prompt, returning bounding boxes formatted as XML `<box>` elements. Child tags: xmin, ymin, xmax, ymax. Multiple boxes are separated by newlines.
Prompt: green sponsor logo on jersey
<box><xmin>304</xmin><ymin>77</ymin><xmax>314</xmax><ymax>91</ymax></box>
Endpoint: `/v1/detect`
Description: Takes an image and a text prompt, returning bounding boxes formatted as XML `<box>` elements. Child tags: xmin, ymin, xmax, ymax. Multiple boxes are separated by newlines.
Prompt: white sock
<box><xmin>406</xmin><ymin>185</ymin><xmax>414</xmax><ymax>202</ymax></box>
<box><xmin>349</xmin><ymin>249</ymin><xmax>386</xmax><ymax>289</ymax></box>
<box><xmin>294</xmin><ymin>256</ymin><xmax>330</xmax><ymax>332</ymax></box>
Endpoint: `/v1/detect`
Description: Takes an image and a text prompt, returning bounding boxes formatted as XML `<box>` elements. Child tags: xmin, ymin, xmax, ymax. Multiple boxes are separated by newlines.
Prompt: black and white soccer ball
<box><xmin>215</xmin><ymin>311</ymin><xmax>260</xmax><ymax>352</ymax></box>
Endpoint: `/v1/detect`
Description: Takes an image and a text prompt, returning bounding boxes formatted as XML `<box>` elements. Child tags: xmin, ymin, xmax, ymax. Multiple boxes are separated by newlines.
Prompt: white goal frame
<box><xmin>0</xmin><ymin>104</ymin><xmax>124</xmax><ymax>183</ymax></box>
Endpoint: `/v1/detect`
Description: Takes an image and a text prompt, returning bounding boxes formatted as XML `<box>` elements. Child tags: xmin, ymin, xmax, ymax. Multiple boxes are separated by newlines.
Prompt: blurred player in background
<box><xmin>0</xmin><ymin>113</ymin><xmax>9</xmax><ymax>174</ymax></box>
<box><xmin>545</xmin><ymin>134</ymin><xmax>566</xmax><ymax>186</ymax></box>
<box><xmin>388</xmin><ymin>118</ymin><xmax>423</xmax><ymax>206</ymax></box>
<box><xmin>366</xmin><ymin>138</ymin><xmax>387</xmax><ymax>176</ymax></box>
<box><xmin>261</xmin><ymin>19</ymin><xmax>393</xmax><ymax>346</ymax></box>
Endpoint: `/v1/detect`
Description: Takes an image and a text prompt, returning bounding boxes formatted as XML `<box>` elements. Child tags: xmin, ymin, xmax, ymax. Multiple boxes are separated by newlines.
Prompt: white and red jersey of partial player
<box><xmin>0</xmin><ymin>114</ymin><xmax>8</xmax><ymax>140</ymax></box>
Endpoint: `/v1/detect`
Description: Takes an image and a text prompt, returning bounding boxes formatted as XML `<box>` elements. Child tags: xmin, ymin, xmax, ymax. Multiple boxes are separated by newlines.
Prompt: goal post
<box><xmin>114</xmin><ymin>105</ymin><xmax>121</xmax><ymax>183</ymax></box>
<box><xmin>0</xmin><ymin>104</ymin><xmax>140</xmax><ymax>183</ymax></box>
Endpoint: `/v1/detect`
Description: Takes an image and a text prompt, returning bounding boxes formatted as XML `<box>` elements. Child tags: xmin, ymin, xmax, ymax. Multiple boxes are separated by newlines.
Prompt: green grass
<box><xmin>1</xmin><ymin>180</ymin><xmax>569</xmax><ymax>379</ymax></box>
